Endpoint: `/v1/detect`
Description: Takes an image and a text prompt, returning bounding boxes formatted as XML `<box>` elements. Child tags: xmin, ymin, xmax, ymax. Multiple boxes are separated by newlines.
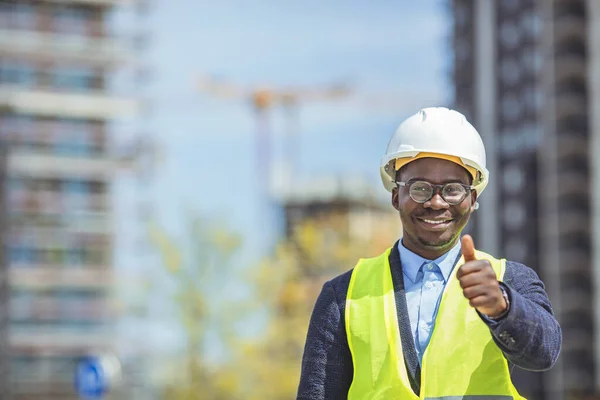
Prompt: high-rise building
<box><xmin>0</xmin><ymin>1</ymin><xmax>137</xmax><ymax>398</ymax></box>
<box><xmin>452</xmin><ymin>0</ymin><xmax>599</xmax><ymax>398</ymax></box>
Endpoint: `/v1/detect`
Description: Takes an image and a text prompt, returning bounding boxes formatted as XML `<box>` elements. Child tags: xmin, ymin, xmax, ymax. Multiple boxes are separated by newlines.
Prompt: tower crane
<box><xmin>196</xmin><ymin>75</ymin><xmax>352</xmax><ymax>204</ymax></box>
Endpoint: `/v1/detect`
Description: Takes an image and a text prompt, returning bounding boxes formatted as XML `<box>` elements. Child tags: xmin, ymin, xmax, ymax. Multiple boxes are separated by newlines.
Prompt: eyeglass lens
<box><xmin>408</xmin><ymin>181</ymin><xmax>467</xmax><ymax>204</ymax></box>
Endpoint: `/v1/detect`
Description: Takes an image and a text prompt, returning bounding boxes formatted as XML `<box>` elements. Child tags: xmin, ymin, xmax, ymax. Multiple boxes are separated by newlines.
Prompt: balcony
<box><xmin>0</xmin><ymin>29</ymin><xmax>134</xmax><ymax>67</ymax></box>
<box><xmin>0</xmin><ymin>85</ymin><xmax>138</xmax><ymax>119</ymax></box>
<box><xmin>12</xmin><ymin>298</ymin><xmax>111</xmax><ymax>322</ymax></box>
<box><xmin>13</xmin><ymin>380</ymin><xmax>76</xmax><ymax>397</ymax></box>
<box><xmin>11</xmin><ymin>267</ymin><xmax>113</xmax><ymax>289</ymax></box>
<box><xmin>10</xmin><ymin>330</ymin><xmax>113</xmax><ymax>353</ymax></box>
<box><xmin>10</xmin><ymin>192</ymin><xmax>109</xmax><ymax>215</ymax></box>
<box><xmin>8</xmin><ymin>151</ymin><xmax>121</xmax><ymax>180</ymax></box>
<box><xmin>39</xmin><ymin>0</ymin><xmax>138</xmax><ymax>6</ymax></box>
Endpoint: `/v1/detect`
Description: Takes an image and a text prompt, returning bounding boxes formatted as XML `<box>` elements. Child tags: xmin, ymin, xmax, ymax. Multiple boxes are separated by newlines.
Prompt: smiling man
<box><xmin>297</xmin><ymin>107</ymin><xmax>561</xmax><ymax>399</ymax></box>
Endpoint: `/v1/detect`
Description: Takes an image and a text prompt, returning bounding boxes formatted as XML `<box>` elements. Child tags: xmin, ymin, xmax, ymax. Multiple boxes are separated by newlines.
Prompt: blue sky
<box><xmin>114</xmin><ymin>0</ymin><xmax>452</xmax><ymax>354</ymax></box>
<box><xmin>146</xmin><ymin>0</ymin><xmax>452</xmax><ymax>254</ymax></box>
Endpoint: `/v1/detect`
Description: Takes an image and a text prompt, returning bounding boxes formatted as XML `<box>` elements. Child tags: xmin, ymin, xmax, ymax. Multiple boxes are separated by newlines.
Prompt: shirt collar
<box><xmin>398</xmin><ymin>239</ymin><xmax>462</xmax><ymax>283</ymax></box>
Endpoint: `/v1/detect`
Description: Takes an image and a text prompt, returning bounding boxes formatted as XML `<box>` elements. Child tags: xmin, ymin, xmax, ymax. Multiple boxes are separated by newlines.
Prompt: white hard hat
<box><xmin>380</xmin><ymin>107</ymin><xmax>488</xmax><ymax>196</ymax></box>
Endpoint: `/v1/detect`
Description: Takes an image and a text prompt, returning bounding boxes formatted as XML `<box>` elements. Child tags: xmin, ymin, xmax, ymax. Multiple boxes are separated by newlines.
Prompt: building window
<box><xmin>521</xmin><ymin>122</ymin><xmax>541</xmax><ymax>150</ymax></box>
<box><xmin>454</xmin><ymin>4</ymin><xmax>470</xmax><ymax>28</ymax></box>
<box><xmin>455</xmin><ymin>39</ymin><xmax>471</xmax><ymax>62</ymax></box>
<box><xmin>499</xmin><ymin>132</ymin><xmax>518</xmax><ymax>155</ymax></box>
<box><xmin>12</xmin><ymin>356</ymin><xmax>80</xmax><ymax>383</ymax></box>
<box><xmin>1</xmin><ymin>117</ymin><xmax>101</xmax><ymax>156</ymax></box>
<box><xmin>0</xmin><ymin>2</ymin><xmax>10</xmax><ymax>27</ymax></box>
<box><xmin>500</xmin><ymin>57</ymin><xmax>521</xmax><ymax>86</ymax></box>
<box><xmin>521</xmin><ymin>9</ymin><xmax>543</xmax><ymax>39</ymax></box>
<box><xmin>502</xmin><ymin>164</ymin><xmax>524</xmax><ymax>194</ymax></box>
<box><xmin>521</xmin><ymin>47</ymin><xmax>544</xmax><ymax>75</ymax></box>
<box><xmin>0</xmin><ymin>60</ymin><xmax>36</xmax><ymax>87</ymax></box>
<box><xmin>556</xmin><ymin>38</ymin><xmax>585</xmax><ymax>58</ymax></box>
<box><xmin>0</xmin><ymin>2</ymin><xmax>37</xmax><ymax>30</ymax></box>
<box><xmin>9</xmin><ymin>245</ymin><xmax>31</xmax><ymax>265</ymax></box>
<box><xmin>63</xmin><ymin>179</ymin><xmax>90</xmax><ymax>196</ymax></box>
<box><xmin>499</xmin><ymin>20</ymin><xmax>521</xmax><ymax>50</ymax></box>
<box><xmin>557</xmin><ymin>114</ymin><xmax>587</xmax><ymax>133</ymax></box>
<box><xmin>90</xmin><ymin>180</ymin><xmax>106</xmax><ymax>195</ymax></box>
<box><xmin>53</xmin><ymin>119</ymin><xmax>95</xmax><ymax>156</ymax></box>
<box><xmin>52</xmin><ymin>67</ymin><xmax>95</xmax><ymax>92</ymax></box>
<box><xmin>9</xmin><ymin>176</ymin><xmax>106</xmax><ymax>215</ymax></box>
<box><xmin>501</xmin><ymin>93</ymin><xmax>521</xmax><ymax>121</ymax></box>
<box><xmin>53</xmin><ymin>6</ymin><xmax>91</xmax><ymax>36</ymax></box>
<box><xmin>557</xmin><ymin>77</ymin><xmax>587</xmax><ymax>96</ymax></box>
<box><xmin>8</xmin><ymin>229</ymin><xmax>36</xmax><ymax>264</ymax></box>
<box><xmin>504</xmin><ymin>238</ymin><xmax>527</xmax><ymax>262</ymax></box>
<box><xmin>503</xmin><ymin>200</ymin><xmax>526</xmax><ymax>230</ymax></box>
<box><xmin>8</xmin><ymin>240</ymin><xmax>108</xmax><ymax>267</ymax></box>
<box><xmin>10</xmin><ymin>290</ymin><xmax>34</xmax><ymax>320</ymax></box>
<box><xmin>530</xmin><ymin>49</ymin><xmax>544</xmax><ymax>74</ymax></box>
<box><xmin>66</xmin><ymin>247</ymin><xmax>84</xmax><ymax>266</ymax></box>
<box><xmin>72</xmin><ymin>120</ymin><xmax>94</xmax><ymax>155</ymax></box>
<box><xmin>501</xmin><ymin>0</ymin><xmax>520</xmax><ymax>13</ymax></box>
<box><xmin>14</xmin><ymin>2</ymin><xmax>37</xmax><ymax>29</ymax></box>
<box><xmin>0</xmin><ymin>114</ymin><xmax>34</xmax><ymax>144</ymax></box>
<box><xmin>91</xmin><ymin>126</ymin><xmax>105</xmax><ymax>154</ymax></box>
<box><xmin>522</xmin><ymin>83</ymin><xmax>536</xmax><ymax>112</ymax></box>
<box><xmin>499</xmin><ymin>122</ymin><xmax>540</xmax><ymax>155</ymax></box>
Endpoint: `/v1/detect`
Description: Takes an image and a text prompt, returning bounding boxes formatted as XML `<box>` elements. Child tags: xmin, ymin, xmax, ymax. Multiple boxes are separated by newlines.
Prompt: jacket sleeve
<box><xmin>297</xmin><ymin>280</ymin><xmax>353</xmax><ymax>399</ymax></box>
<box><xmin>481</xmin><ymin>261</ymin><xmax>562</xmax><ymax>371</ymax></box>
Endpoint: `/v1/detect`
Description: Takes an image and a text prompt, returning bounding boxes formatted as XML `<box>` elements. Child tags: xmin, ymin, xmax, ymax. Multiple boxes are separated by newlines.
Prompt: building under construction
<box><xmin>452</xmin><ymin>0</ymin><xmax>600</xmax><ymax>398</ymax></box>
<box><xmin>276</xmin><ymin>176</ymin><xmax>401</xmax><ymax>270</ymax></box>
<box><xmin>0</xmin><ymin>0</ymin><xmax>137</xmax><ymax>398</ymax></box>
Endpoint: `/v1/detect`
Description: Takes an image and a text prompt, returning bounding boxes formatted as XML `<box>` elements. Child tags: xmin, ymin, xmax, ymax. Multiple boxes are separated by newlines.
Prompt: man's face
<box><xmin>392</xmin><ymin>157</ymin><xmax>477</xmax><ymax>259</ymax></box>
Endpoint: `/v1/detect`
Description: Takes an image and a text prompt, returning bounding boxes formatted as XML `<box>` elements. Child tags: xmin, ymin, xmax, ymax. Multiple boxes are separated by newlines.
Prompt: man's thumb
<box><xmin>461</xmin><ymin>234</ymin><xmax>477</xmax><ymax>262</ymax></box>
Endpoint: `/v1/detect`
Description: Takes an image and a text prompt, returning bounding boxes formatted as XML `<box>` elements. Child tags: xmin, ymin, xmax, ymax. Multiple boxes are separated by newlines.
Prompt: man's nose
<box><xmin>425</xmin><ymin>192</ymin><xmax>450</xmax><ymax>209</ymax></box>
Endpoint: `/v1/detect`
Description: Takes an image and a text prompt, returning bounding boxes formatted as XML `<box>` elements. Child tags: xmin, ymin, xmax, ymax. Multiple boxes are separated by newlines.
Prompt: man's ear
<box><xmin>470</xmin><ymin>190</ymin><xmax>478</xmax><ymax>212</ymax></box>
<box><xmin>392</xmin><ymin>187</ymin><xmax>400</xmax><ymax>211</ymax></box>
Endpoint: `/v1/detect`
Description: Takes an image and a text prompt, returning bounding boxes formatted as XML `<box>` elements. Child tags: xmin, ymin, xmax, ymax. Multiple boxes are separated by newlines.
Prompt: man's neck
<box><xmin>401</xmin><ymin>237</ymin><xmax>459</xmax><ymax>261</ymax></box>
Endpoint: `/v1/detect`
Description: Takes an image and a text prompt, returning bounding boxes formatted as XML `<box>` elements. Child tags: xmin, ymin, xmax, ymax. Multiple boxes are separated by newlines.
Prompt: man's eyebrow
<box><xmin>403</xmin><ymin>177</ymin><xmax>468</xmax><ymax>184</ymax></box>
<box><xmin>403</xmin><ymin>177</ymin><xmax>426</xmax><ymax>183</ymax></box>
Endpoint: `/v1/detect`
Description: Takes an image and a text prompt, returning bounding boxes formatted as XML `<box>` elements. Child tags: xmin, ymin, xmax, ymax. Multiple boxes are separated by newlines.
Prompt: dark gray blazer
<box><xmin>297</xmin><ymin>241</ymin><xmax>562</xmax><ymax>399</ymax></box>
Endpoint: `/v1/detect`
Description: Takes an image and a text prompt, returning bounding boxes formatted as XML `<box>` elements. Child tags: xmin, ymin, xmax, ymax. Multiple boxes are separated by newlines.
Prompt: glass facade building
<box><xmin>452</xmin><ymin>0</ymin><xmax>598</xmax><ymax>398</ymax></box>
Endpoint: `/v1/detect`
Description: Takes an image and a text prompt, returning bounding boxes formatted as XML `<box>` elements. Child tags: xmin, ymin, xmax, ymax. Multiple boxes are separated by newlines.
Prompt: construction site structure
<box><xmin>277</xmin><ymin>176</ymin><xmax>399</xmax><ymax>246</ymax></box>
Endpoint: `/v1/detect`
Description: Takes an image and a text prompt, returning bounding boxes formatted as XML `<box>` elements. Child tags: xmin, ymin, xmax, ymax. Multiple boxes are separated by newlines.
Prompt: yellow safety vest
<box><xmin>345</xmin><ymin>247</ymin><xmax>525</xmax><ymax>399</ymax></box>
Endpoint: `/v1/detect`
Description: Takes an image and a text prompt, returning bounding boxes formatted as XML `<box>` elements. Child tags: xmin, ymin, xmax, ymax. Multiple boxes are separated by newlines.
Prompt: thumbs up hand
<box><xmin>457</xmin><ymin>235</ymin><xmax>508</xmax><ymax>318</ymax></box>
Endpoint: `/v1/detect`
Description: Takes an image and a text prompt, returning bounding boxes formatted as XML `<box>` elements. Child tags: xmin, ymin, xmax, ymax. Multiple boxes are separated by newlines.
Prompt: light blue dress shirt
<box><xmin>398</xmin><ymin>239</ymin><xmax>462</xmax><ymax>365</ymax></box>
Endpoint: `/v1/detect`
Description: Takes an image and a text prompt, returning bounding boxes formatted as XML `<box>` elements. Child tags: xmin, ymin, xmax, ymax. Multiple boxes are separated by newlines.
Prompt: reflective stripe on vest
<box><xmin>345</xmin><ymin>247</ymin><xmax>526</xmax><ymax>400</ymax></box>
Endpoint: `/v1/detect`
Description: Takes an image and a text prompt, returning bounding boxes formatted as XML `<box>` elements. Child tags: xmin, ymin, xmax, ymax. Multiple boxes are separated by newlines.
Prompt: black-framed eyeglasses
<box><xmin>396</xmin><ymin>180</ymin><xmax>474</xmax><ymax>205</ymax></box>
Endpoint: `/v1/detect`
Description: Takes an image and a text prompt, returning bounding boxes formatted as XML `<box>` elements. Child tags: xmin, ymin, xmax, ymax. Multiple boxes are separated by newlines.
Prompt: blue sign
<box><xmin>74</xmin><ymin>357</ymin><xmax>107</xmax><ymax>398</ymax></box>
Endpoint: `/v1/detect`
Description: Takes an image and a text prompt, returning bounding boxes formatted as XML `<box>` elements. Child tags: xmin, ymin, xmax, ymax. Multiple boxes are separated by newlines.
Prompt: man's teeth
<box><xmin>422</xmin><ymin>219</ymin><xmax>451</xmax><ymax>224</ymax></box>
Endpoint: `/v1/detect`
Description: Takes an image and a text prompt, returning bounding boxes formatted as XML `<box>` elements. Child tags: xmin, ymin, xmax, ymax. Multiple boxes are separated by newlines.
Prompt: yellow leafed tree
<box><xmin>232</xmin><ymin>209</ymin><xmax>401</xmax><ymax>399</ymax></box>
<box><xmin>147</xmin><ymin>216</ymin><xmax>243</xmax><ymax>400</ymax></box>
<box><xmin>147</xmin><ymin>204</ymin><xmax>400</xmax><ymax>399</ymax></box>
